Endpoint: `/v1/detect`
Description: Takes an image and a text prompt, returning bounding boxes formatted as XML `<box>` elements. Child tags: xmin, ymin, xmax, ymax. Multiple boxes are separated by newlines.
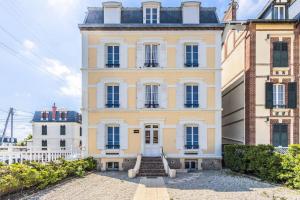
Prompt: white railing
<box><xmin>161</xmin><ymin>148</ymin><xmax>176</xmax><ymax>178</ymax></box>
<box><xmin>0</xmin><ymin>147</ymin><xmax>81</xmax><ymax>164</ymax></box>
<box><xmin>128</xmin><ymin>154</ymin><xmax>142</xmax><ymax>178</ymax></box>
<box><xmin>274</xmin><ymin>147</ymin><xmax>289</xmax><ymax>154</ymax></box>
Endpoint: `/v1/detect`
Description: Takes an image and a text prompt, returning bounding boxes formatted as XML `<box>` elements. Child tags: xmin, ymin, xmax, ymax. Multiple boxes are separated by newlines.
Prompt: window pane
<box><xmin>114</xmin><ymin>127</ymin><xmax>120</xmax><ymax>146</ymax></box>
<box><xmin>193</xmin><ymin>127</ymin><xmax>199</xmax><ymax>146</ymax></box>
<box><xmin>274</xmin><ymin>7</ymin><xmax>278</xmax><ymax>19</ymax></box>
<box><xmin>153</xmin><ymin>130</ymin><xmax>158</xmax><ymax>144</ymax></box>
<box><xmin>279</xmin><ymin>7</ymin><xmax>284</xmax><ymax>19</ymax></box>
<box><xmin>186</xmin><ymin>127</ymin><xmax>192</xmax><ymax>146</ymax></box>
<box><xmin>108</xmin><ymin>127</ymin><xmax>113</xmax><ymax>145</ymax></box>
<box><xmin>152</xmin><ymin>85</ymin><xmax>158</xmax><ymax>104</ymax></box>
<box><xmin>145</xmin><ymin>130</ymin><xmax>150</xmax><ymax>144</ymax></box>
<box><xmin>145</xmin><ymin>85</ymin><xmax>151</xmax><ymax>104</ymax></box>
<box><xmin>146</xmin><ymin>8</ymin><xmax>151</xmax><ymax>14</ymax></box>
<box><xmin>186</xmin><ymin>86</ymin><xmax>192</xmax><ymax>104</ymax></box>
<box><xmin>281</xmin><ymin>43</ymin><xmax>288</xmax><ymax>67</ymax></box>
<box><xmin>193</xmin><ymin>86</ymin><xmax>199</xmax><ymax>105</ymax></box>
<box><xmin>114</xmin><ymin>86</ymin><xmax>119</xmax><ymax>105</ymax></box>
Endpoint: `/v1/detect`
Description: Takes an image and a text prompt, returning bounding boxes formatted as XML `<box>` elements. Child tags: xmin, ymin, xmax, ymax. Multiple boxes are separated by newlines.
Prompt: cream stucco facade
<box><xmin>80</xmin><ymin>1</ymin><xmax>223</xmax><ymax>171</ymax></box>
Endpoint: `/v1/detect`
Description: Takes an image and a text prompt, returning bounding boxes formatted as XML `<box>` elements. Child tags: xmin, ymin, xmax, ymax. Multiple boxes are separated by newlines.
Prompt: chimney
<box><xmin>52</xmin><ymin>103</ymin><xmax>57</xmax><ymax>120</ymax></box>
<box><xmin>223</xmin><ymin>0</ymin><xmax>238</xmax><ymax>22</ymax></box>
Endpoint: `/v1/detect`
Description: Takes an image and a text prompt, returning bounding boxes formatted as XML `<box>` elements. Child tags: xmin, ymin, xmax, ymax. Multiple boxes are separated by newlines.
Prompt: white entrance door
<box><xmin>144</xmin><ymin>124</ymin><xmax>160</xmax><ymax>156</ymax></box>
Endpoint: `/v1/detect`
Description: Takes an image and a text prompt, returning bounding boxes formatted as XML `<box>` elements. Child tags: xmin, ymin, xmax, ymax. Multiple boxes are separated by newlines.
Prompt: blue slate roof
<box><xmin>81</xmin><ymin>7</ymin><xmax>220</xmax><ymax>28</ymax></box>
<box><xmin>0</xmin><ymin>137</ymin><xmax>17</xmax><ymax>144</ymax></box>
<box><xmin>32</xmin><ymin>111</ymin><xmax>82</xmax><ymax>123</ymax></box>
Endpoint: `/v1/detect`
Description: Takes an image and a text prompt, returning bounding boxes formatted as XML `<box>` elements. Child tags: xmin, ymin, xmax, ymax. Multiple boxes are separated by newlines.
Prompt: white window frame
<box><xmin>273</xmin><ymin>84</ymin><xmax>285</xmax><ymax>108</ymax></box>
<box><xmin>184</xmin><ymin>84</ymin><xmax>199</xmax><ymax>108</ymax></box>
<box><xmin>145</xmin><ymin>84</ymin><xmax>159</xmax><ymax>108</ymax></box>
<box><xmin>184</xmin><ymin>43</ymin><xmax>199</xmax><ymax>67</ymax></box>
<box><xmin>274</xmin><ymin>5</ymin><xmax>286</xmax><ymax>20</ymax></box>
<box><xmin>184</xmin><ymin>124</ymin><xmax>199</xmax><ymax>149</ymax></box>
<box><xmin>105</xmin><ymin>83</ymin><xmax>120</xmax><ymax>108</ymax></box>
<box><xmin>144</xmin><ymin>7</ymin><xmax>159</xmax><ymax>24</ymax></box>
<box><xmin>106</xmin><ymin>44</ymin><xmax>120</xmax><ymax>68</ymax></box>
<box><xmin>144</xmin><ymin>43</ymin><xmax>159</xmax><ymax>67</ymax></box>
<box><xmin>106</xmin><ymin>124</ymin><xmax>120</xmax><ymax>149</ymax></box>
<box><xmin>144</xmin><ymin>124</ymin><xmax>160</xmax><ymax>145</ymax></box>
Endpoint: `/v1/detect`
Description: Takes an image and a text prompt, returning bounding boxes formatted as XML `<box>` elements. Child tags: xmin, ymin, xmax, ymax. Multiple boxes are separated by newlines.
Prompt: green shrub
<box><xmin>0</xmin><ymin>157</ymin><xmax>96</xmax><ymax>196</ymax></box>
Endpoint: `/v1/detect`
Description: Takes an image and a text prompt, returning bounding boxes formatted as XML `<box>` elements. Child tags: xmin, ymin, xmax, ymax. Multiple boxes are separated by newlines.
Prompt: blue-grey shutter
<box><xmin>281</xmin><ymin>125</ymin><xmax>288</xmax><ymax>147</ymax></box>
<box><xmin>273</xmin><ymin>42</ymin><xmax>281</xmax><ymax>67</ymax></box>
<box><xmin>288</xmin><ymin>82</ymin><xmax>297</xmax><ymax>109</ymax></box>
<box><xmin>265</xmin><ymin>82</ymin><xmax>273</xmax><ymax>109</ymax></box>
<box><xmin>281</xmin><ymin>42</ymin><xmax>288</xmax><ymax>67</ymax></box>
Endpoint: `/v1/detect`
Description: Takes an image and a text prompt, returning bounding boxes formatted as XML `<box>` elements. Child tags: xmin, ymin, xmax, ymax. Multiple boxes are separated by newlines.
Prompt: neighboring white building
<box><xmin>31</xmin><ymin>104</ymin><xmax>82</xmax><ymax>152</ymax></box>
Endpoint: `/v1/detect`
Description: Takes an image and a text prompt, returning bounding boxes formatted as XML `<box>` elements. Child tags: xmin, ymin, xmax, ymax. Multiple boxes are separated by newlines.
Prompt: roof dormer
<box><xmin>103</xmin><ymin>1</ymin><xmax>122</xmax><ymax>24</ymax></box>
<box><xmin>182</xmin><ymin>1</ymin><xmax>201</xmax><ymax>24</ymax></box>
<box><xmin>142</xmin><ymin>1</ymin><xmax>161</xmax><ymax>24</ymax></box>
<box><xmin>272</xmin><ymin>0</ymin><xmax>289</xmax><ymax>20</ymax></box>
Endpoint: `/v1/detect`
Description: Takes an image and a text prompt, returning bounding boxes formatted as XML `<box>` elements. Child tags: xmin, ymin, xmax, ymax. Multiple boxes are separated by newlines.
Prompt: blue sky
<box><xmin>0</xmin><ymin>0</ymin><xmax>267</xmax><ymax>140</ymax></box>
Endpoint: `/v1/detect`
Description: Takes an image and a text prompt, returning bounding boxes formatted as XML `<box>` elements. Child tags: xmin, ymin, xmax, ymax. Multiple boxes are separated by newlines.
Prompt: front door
<box><xmin>144</xmin><ymin>124</ymin><xmax>160</xmax><ymax>156</ymax></box>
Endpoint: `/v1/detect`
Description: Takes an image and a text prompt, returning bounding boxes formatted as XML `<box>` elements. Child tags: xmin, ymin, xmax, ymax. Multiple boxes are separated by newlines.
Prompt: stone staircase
<box><xmin>138</xmin><ymin>157</ymin><xmax>167</xmax><ymax>177</ymax></box>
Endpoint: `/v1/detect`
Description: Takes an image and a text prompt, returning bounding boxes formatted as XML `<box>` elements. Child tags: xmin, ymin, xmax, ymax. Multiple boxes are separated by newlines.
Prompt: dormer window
<box><xmin>145</xmin><ymin>8</ymin><xmax>158</xmax><ymax>24</ymax></box>
<box><xmin>60</xmin><ymin>112</ymin><xmax>67</xmax><ymax>120</ymax></box>
<box><xmin>273</xmin><ymin>5</ymin><xmax>286</xmax><ymax>20</ymax></box>
<box><xmin>41</xmin><ymin>112</ymin><xmax>48</xmax><ymax>120</ymax></box>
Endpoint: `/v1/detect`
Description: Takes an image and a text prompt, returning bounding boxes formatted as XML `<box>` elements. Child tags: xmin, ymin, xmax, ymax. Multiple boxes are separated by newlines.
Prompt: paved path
<box><xmin>19</xmin><ymin>171</ymin><xmax>300</xmax><ymax>200</ymax></box>
<box><xmin>133</xmin><ymin>177</ymin><xmax>169</xmax><ymax>200</ymax></box>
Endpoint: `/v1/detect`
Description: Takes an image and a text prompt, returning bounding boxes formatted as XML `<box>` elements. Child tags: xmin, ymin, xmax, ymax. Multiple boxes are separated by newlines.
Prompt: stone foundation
<box><xmin>122</xmin><ymin>158</ymin><xmax>137</xmax><ymax>170</ymax></box>
<box><xmin>201</xmin><ymin>159</ymin><xmax>222</xmax><ymax>170</ymax></box>
<box><xmin>96</xmin><ymin>159</ymin><xmax>102</xmax><ymax>171</ymax></box>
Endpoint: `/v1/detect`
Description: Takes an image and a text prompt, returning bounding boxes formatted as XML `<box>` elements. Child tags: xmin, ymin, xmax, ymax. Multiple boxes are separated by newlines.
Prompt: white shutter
<box><xmin>159</xmin><ymin>42</ymin><xmax>167</xmax><ymax>68</ymax></box>
<box><xmin>120</xmin><ymin>123</ymin><xmax>128</xmax><ymax>150</ymax></box>
<box><xmin>176</xmin><ymin>83</ymin><xmax>184</xmax><ymax>109</ymax></box>
<box><xmin>199</xmin><ymin>42</ymin><xmax>207</xmax><ymax>68</ymax></box>
<box><xmin>176</xmin><ymin>123</ymin><xmax>184</xmax><ymax>150</ymax></box>
<box><xmin>121</xmin><ymin>44</ymin><xmax>128</xmax><ymax>69</ymax></box>
<box><xmin>120</xmin><ymin>82</ymin><xmax>128</xmax><ymax>109</ymax></box>
<box><xmin>137</xmin><ymin>81</ymin><xmax>144</xmax><ymax>109</ymax></box>
<box><xmin>200</xmin><ymin>124</ymin><xmax>207</xmax><ymax>150</ymax></box>
<box><xmin>97</xmin><ymin>44</ymin><xmax>105</xmax><ymax>68</ymax></box>
<box><xmin>136</xmin><ymin>42</ymin><xmax>144</xmax><ymax>68</ymax></box>
<box><xmin>159</xmin><ymin>83</ymin><xmax>168</xmax><ymax>108</ymax></box>
<box><xmin>97</xmin><ymin>82</ymin><xmax>105</xmax><ymax>109</ymax></box>
<box><xmin>199</xmin><ymin>83</ymin><xmax>207</xmax><ymax>109</ymax></box>
<box><xmin>97</xmin><ymin>123</ymin><xmax>106</xmax><ymax>150</ymax></box>
<box><xmin>176</xmin><ymin>43</ymin><xmax>183</xmax><ymax>68</ymax></box>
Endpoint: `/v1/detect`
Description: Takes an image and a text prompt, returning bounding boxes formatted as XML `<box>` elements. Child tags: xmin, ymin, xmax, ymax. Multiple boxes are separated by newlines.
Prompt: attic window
<box><xmin>273</xmin><ymin>5</ymin><xmax>286</xmax><ymax>19</ymax></box>
<box><xmin>42</xmin><ymin>112</ymin><xmax>48</xmax><ymax>120</ymax></box>
<box><xmin>60</xmin><ymin>112</ymin><xmax>66</xmax><ymax>120</ymax></box>
<box><xmin>143</xmin><ymin>5</ymin><xmax>160</xmax><ymax>24</ymax></box>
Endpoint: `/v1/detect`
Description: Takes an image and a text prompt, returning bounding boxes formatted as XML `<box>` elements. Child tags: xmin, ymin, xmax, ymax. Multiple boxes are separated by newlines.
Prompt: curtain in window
<box><xmin>152</xmin><ymin>85</ymin><xmax>158</xmax><ymax>105</ymax></box>
<box><xmin>145</xmin><ymin>85</ymin><xmax>151</xmax><ymax>105</ymax></box>
<box><xmin>152</xmin><ymin>45</ymin><xmax>158</xmax><ymax>65</ymax></box>
<box><xmin>145</xmin><ymin>45</ymin><xmax>151</xmax><ymax>66</ymax></box>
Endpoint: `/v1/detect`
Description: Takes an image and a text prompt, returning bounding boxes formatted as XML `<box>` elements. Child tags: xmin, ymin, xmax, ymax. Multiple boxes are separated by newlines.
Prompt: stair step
<box><xmin>137</xmin><ymin>156</ymin><xmax>167</xmax><ymax>177</ymax></box>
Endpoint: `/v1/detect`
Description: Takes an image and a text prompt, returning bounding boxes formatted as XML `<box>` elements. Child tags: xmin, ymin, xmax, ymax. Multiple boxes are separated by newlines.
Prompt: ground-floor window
<box><xmin>185</xmin><ymin>125</ymin><xmax>199</xmax><ymax>149</ymax></box>
<box><xmin>106</xmin><ymin>162</ymin><xmax>119</xmax><ymax>171</ymax></box>
<box><xmin>272</xmin><ymin>124</ymin><xmax>288</xmax><ymax>147</ymax></box>
<box><xmin>185</xmin><ymin>160</ymin><xmax>197</xmax><ymax>171</ymax></box>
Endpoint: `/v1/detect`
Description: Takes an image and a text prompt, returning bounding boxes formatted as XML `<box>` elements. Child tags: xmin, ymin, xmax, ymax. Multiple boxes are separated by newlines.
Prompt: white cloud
<box><xmin>237</xmin><ymin>0</ymin><xmax>268</xmax><ymax>19</ymax></box>
<box><xmin>23</xmin><ymin>39</ymin><xmax>36</xmax><ymax>51</ymax></box>
<box><xmin>42</xmin><ymin>58</ymin><xmax>81</xmax><ymax>97</ymax></box>
<box><xmin>47</xmin><ymin>0</ymin><xmax>80</xmax><ymax>15</ymax></box>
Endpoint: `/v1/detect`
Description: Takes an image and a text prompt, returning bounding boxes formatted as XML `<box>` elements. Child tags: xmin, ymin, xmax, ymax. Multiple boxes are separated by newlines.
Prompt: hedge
<box><xmin>0</xmin><ymin>157</ymin><xmax>96</xmax><ymax>196</ymax></box>
<box><xmin>224</xmin><ymin>144</ymin><xmax>300</xmax><ymax>189</ymax></box>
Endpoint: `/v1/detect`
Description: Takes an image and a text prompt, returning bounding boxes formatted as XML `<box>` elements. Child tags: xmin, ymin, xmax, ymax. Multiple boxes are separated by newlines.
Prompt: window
<box><xmin>79</xmin><ymin>140</ymin><xmax>82</xmax><ymax>147</ymax></box>
<box><xmin>185</xmin><ymin>125</ymin><xmax>199</xmax><ymax>149</ymax></box>
<box><xmin>185</xmin><ymin>85</ymin><xmax>199</xmax><ymax>108</ymax></box>
<box><xmin>145</xmin><ymin>8</ymin><xmax>158</xmax><ymax>24</ymax></box>
<box><xmin>145</xmin><ymin>124</ymin><xmax>159</xmax><ymax>145</ymax></box>
<box><xmin>273</xmin><ymin>5</ymin><xmax>286</xmax><ymax>20</ymax></box>
<box><xmin>60</xmin><ymin>140</ymin><xmax>66</xmax><ymax>149</ymax></box>
<box><xmin>145</xmin><ymin>85</ymin><xmax>159</xmax><ymax>108</ymax></box>
<box><xmin>272</xmin><ymin>124</ymin><xmax>288</xmax><ymax>147</ymax></box>
<box><xmin>144</xmin><ymin>44</ymin><xmax>158</xmax><ymax>67</ymax></box>
<box><xmin>42</xmin><ymin>140</ymin><xmax>47</xmax><ymax>150</ymax></box>
<box><xmin>106</xmin><ymin>125</ymin><xmax>120</xmax><ymax>149</ymax></box>
<box><xmin>41</xmin><ymin>112</ymin><xmax>47</xmax><ymax>120</ymax></box>
<box><xmin>106</xmin><ymin>162</ymin><xmax>119</xmax><ymax>171</ymax></box>
<box><xmin>60</xmin><ymin>112</ymin><xmax>66</xmax><ymax>120</ymax></box>
<box><xmin>80</xmin><ymin>127</ymin><xmax>82</xmax><ymax>136</ymax></box>
<box><xmin>106</xmin><ymin>85</ymin><xmax>120</xmax><ymax>108</ymax></box>
<box><xmin>185</xmin><ymin>160</ymin><xmax>197</xmax><ymax>171</ymax></box>
<box><xmin>185</xmin><ymin>44</ymin><xmax>199</xmax><ymax>67</ymax></box>
<box><xmin>60</xmin><ymin>125</ymin><xmax>66</xmax><ymax>135</ymax></box>
<box><xmin>106</xmin><ymin>45</ymin><xmax>120</xmax><ymax>68</ymax></box>
<box><xmin>273</xmin><ymin>41</ymin><xmax>288</xmax><ymax>67</ymax></box>
<box><xmin>42</xmin><ymin>125</ymin><xmax>47</xmax><ymax>135</ymax></box>
<box><xmin>273</xmin><ymin>84</ymin><xmax>285</xmax><ymax>108</ymax></box>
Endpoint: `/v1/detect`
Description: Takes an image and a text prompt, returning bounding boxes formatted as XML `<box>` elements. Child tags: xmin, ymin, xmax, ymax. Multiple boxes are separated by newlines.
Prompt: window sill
<box><xmin>105</xmin><ymin>149</ymin><xmax>120</xmax><ymax>154</ymax></box>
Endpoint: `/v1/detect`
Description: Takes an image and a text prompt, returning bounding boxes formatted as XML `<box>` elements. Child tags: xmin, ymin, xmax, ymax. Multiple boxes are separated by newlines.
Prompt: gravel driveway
<box><xmin>18</xmin><ymin>171</ymin><xmax>300</xmax><ymax>200</ymax></box>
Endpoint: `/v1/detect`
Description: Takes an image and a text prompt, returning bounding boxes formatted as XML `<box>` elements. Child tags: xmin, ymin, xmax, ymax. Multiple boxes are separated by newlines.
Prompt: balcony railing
<box><xmin>273</xmin><ymin>104</ymin><xmax>286</xmax><ymax>109</ymax></box>
<box><xmin>144</xmin><ymin>103</ymin><xmax>159</xmax><ymax>108</ymax></box>
<box><xmin>106</xmin><ymin>103</ymin><xmax>120</xmax><ymax>108</ymax></box>
<box><xmin>184</xmin><ymin>63</ymin><xmax>199</xmax><ymax>68</ymax></box>
<box><xmin>106</xmin><ymin>63</ymin><xmax>120</xmax><ymax>68</ymax></box>
<box><xmin>185</xmin><ymin>144</ymin><xmax>199</xmax><ymax>150</ymax></box>
<box><xmin>144</xmin><ymin>62</ymin><xmax>159</xmax><ymax>68</ymax></box>
<box><xmin>184</xmin><ymin>103</ymin><xmax>199</xmax><ymax>108</ymax></box>
<box><xmin>106</xmin><ymin>144</ymin><xmax>120</xmax><ymax>149</ymax></box>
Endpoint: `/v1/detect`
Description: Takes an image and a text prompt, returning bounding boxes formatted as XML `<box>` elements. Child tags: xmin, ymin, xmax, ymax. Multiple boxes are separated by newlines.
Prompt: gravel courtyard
<box><xmin>19</xmin><ymin>171</ymin><xmax>300</xmax><ymax>200</ymax></box>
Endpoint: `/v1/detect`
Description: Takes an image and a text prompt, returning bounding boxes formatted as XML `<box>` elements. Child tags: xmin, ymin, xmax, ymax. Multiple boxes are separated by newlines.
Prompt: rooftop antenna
<box><xmin>0</xmin><ymin>108</ymin><xmax>14</xmax><ymax>146</ymax></box>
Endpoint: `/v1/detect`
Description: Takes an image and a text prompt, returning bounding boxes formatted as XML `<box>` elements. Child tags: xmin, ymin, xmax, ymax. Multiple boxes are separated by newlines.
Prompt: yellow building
<box><xmin>222</xmin><ymin>0</ymin><xmax>300</xmax><ymax>146</ymax></box>
<box><xmin>79</xmin><ymin>0</ymin><xmax>223</xmax><ymax>173</ymax></box>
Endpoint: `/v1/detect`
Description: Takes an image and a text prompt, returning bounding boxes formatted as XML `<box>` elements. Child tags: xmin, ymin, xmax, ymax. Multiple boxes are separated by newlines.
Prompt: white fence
<box><xmin>0</xmin><ymin>147</ymin><xmax>81</xmax><ymax>164</ymax></box>
<box><xmin>274</xmin><ymin>147</ymin><xmax>289</xmax><ymax>154</ymax></box>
